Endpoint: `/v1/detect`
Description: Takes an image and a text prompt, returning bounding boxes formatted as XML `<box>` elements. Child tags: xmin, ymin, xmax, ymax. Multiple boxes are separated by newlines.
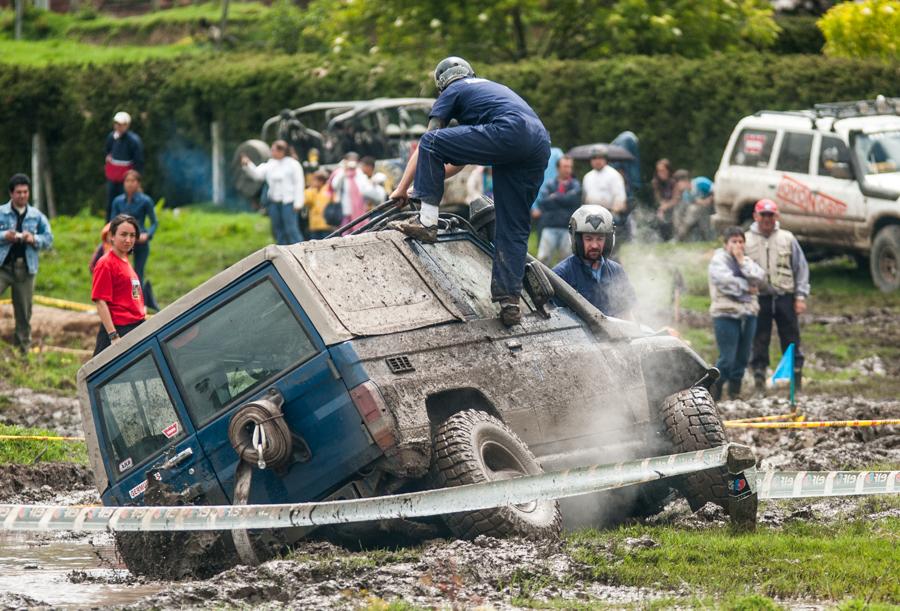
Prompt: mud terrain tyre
<box><xmin>660</xmin><ymin>387</ymin><xmax>729</xmax><ymax>512</ymax></box>
<box><xmin>432</xmin><ymin>410</ymin><xmax>561</xmax><ymax>540</ymax></box>
<box><xmin>870</xmin><ymin>226</ymin><xmax>900</xmax><ymax>293</ymax></box>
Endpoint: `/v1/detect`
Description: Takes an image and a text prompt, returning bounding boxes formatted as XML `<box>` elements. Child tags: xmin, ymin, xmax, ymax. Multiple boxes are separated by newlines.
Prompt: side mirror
<box><xmin>523</xmin><ymin>261</ymin><xmax>554</xmax><ymax>311</ymax></box>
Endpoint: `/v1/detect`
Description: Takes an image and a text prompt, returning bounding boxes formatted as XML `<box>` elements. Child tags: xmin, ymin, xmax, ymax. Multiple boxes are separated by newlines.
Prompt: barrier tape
<box><xmin>0</xmin><ymin>444</ymin><xmax>896</xmax><ymax>534</ymax></box>
<box><xmin>725</xmin><ymin>419</ymin><xmax>900</xmax><ymax>430</ymax></box>
<box><xmin>0</xmin><ymin>434</ymin><xmax>85</xmax><ymax>442</ymax></box>
<box><xmin>0</xmin><ymin>445</ymin><xmax>732</xmax><ymax>533</ymax></box>
<box><xmin>0</xmin><ymin>295</ymin><xmax>95</xmax><ymax>313</ymax></box>
<box><xmin>29</xmin><ymin>345</ymin><xmax>93</xmax><ymax>358</ymax></box>
<box><xmin>755</xmin><ymin>469</ymin><xmax>899</xmax><ymax>499</ymax></box>
<box><xmin>724</xmin><ymin>413</ymin><xmax>804</xmax><ymax>424</ymax></box>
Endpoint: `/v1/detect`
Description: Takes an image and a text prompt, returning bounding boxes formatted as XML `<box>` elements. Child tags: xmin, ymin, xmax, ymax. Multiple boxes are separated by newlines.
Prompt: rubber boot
<box><xmin>499</xmin><ymin>298</ymin><xmax>522</xmax><ymax>327</ymax></box>
<box><xmin>753</xmin><ymin>372</ymin><xmax>766</xmax><ymax>395</ymax></box>
<box><xmin>710</xmin><ymin>379</ymin><xmax>724</xmax><ymax>402</ymax></box>
<box><xmin>727</xmin><ymin>379</ymin><xmax>742</xmax><ymax>401</ymax></box>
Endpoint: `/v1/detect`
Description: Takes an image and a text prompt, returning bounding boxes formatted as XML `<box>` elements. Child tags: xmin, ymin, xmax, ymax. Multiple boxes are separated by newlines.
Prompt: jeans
<box><xmin>536</xmin><ymin>227</ymin><xmax>571</xmax><ymax>266</ymax></box>
<box><xmin>414</xmin><ymin>116</ymin><xmax>550</xmax><ymax>300</ymax></box>
<box><xmin>267</xmin><ymin>202</ymin><xmax>303</xmax><ymax>245</ymax></box>
<box><xmin>0</xmin><ymin>260</ymin><xmax>35</xmax><ymax>351</ymax></box>
<box><xmin>132</xmin><ymin>241</ymin><xmax>149</xmax><ymax>285</ymax></box>
<box><xmin>751</xmin><ymin>293</ymin><xmax>804</xmax><ymax>379</ymax></box>
<box><xmin>713</xmin><ymin>315</ymin><xmax>757</xmax><ymax>384</ymax></box>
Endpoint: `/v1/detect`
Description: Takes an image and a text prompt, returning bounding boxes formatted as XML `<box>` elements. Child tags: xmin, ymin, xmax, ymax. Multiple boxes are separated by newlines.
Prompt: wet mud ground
<box><xmin>0</xmin><ymin>390</ymin><xmax>897</xmax><ymax>609</ymax></box>
<box><xmin>0</xmin><ymin>305</ymin><xmax>898</xmax><ymax>609</ymax></box>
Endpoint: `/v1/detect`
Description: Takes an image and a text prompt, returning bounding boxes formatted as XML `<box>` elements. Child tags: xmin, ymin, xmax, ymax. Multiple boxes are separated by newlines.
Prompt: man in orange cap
<box><xmin>744</xmin><ymin>198</ymin><xmax>810</xmax><ymax>393</ymax></box>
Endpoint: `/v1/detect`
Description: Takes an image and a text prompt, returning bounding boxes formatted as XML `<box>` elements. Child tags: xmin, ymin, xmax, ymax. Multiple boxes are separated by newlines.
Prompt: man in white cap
<box><xmin>104</xmin><ymin>111</ymin><xmax>144</xmax><ymax>220</ymax></box>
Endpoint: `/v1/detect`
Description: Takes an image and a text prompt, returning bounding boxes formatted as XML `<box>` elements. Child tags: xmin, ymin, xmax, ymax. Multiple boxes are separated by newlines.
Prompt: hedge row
<box><xmin>1</xmin><ymin>53</ymin><xmax>897</xmax><ymax>215</ymax></box>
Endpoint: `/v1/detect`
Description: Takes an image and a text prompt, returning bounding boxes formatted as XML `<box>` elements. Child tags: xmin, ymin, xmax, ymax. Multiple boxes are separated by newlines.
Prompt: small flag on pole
<box><xmin>770</xmin><ymin>343</ymin><xmax>796</xmax><ymax>405</ymax></box>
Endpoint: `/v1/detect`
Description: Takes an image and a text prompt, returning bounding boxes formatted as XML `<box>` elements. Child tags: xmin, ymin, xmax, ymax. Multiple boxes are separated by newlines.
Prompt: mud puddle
<box><xmin>0</xmin><ymin>531</ymin><xmax>163</xmax><ymax>609</ymax></box>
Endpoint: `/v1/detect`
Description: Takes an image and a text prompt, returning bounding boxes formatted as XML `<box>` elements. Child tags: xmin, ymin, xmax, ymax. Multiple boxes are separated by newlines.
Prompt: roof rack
<box><xmin>812</xmin><ymin>95</ymin><xmax>900</xmax><ymax>119</ymax></box>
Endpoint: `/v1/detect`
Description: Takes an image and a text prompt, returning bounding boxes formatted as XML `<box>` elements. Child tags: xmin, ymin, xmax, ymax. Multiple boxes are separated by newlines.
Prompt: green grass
<box><xmin>0</xmin><ymin>423</ymin><xmax>87</xmax><ymax>464</ymax></box>
<box><xmin>40</xmin><ymin>206</ymin><xmax>272</xmax><ymax>308</ymax></box>
<box><xmin>559</xmin><ymin>520</ymin><xmax>900</xmax><ymax>605</ymax></box>
<box><xmin>0</xmin><ymin>38</ymin><xmax>197</xmax><ymax>65</ymax></box>
<box><xmin>0</xmin><ymin>345</ymin><xmax>82</xmax><ymax>393</ymax></box>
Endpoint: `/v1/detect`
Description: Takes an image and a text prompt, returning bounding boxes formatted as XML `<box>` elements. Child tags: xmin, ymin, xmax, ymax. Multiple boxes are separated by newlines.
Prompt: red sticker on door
<box><xmin>128</xmin><ymin>479</ymin><xmax>148</xmax><ymax>499</ymax></box>
<box><xmin>162</xmin><ymin>422</ymin><xmax>179</xmax><ymax>439</ymax></box>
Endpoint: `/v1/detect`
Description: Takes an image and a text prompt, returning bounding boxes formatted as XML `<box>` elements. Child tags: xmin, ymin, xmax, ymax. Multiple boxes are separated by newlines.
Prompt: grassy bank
<box><xmin>39</xmin><ymin>205</ymin><xmax>271</xmax><ymax>308</ymax></box>
<box><xmin>0</xmin><ymin>38</ymin><xmax>196</xmax><ymax>65</ymax></box>
<box><xmin>517</xmin><ymin>514</ymin><xmax>900</xmax><ymax>608</ymax></box>
<box><xmin>0</xmin><ymin>423</ymin><xmax>87</xmax><ymax>464</ymax></box>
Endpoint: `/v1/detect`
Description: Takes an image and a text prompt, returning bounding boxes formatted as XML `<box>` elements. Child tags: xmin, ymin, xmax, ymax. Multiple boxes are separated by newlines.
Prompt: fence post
<box><xmin>211</xmin><ymin>121</ymin><xmax>225</xmax><ymax>205</ymax></box>
<box><xmin>14</xmin><ymin>0</ymin><xmax>23</xmax><ymax>40</ymax></box>
<box><xmin>31</xmin><ymin>133</ymin><xmax>43</xmax><ymax>212</ymax></box>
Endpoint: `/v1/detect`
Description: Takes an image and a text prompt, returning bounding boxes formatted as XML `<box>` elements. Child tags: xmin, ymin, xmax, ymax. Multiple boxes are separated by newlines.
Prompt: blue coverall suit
<box><xmin>415</xmin><ymin>77</ymin><xmax>551</xmax><ymax>301</ymax></box>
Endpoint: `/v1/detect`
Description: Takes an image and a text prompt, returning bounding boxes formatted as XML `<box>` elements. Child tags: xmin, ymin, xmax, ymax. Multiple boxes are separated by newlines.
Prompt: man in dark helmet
<box><xmin>552</xmin><ymin>205</ymin><xmax>636</xmax><ymax>320</ymax></box>
<box><xmin>389</xmin><ymin>56</ymin><xmax>551</xmax><ymax>327</ymax></box>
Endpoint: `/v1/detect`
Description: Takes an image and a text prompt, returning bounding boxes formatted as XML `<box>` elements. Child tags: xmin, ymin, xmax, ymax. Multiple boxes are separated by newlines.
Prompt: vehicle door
<box><xmin>771</xmin><ymin>130</ymin><xmax>815</xmax><ymax>236</ymax></box>
<box><xmin>810</xmin><ymin>134</ymin><xmax>865</xmax><ymax>242</ymax></box>
<box><xmin>159</xmin><ymin>266</ymin><xmax>381</xmax><ymax>505</ymax></box>
<box><xmin>90</xmin><ymin>344</ymin><xmax>225</xmax><ymax>507</ymax></box>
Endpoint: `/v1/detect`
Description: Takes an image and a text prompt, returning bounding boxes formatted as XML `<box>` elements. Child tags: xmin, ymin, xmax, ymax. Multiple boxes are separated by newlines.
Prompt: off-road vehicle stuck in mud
<box><xmin>76</xmin><ymin>200</ymin><xmax>730</xmax><ymax>579</ymax></box>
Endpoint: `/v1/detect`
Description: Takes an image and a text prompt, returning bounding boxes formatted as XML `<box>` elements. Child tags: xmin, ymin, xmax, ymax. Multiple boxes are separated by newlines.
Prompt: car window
<box><xmin>776</xmin><ymin>132</ymin><xmax>813</xmax><ymax>174</ymax></box>
<box><xmin>730</xmin><ymin>129</ymin><xmax>776</xmax><ymax>168</ymax></box>
<box><xmin>818</xmin><ymin>136</ymin><xmax>853</xmax><ymax>177</ymax></box>
<box><xmin>163</xmin><ymin>279</ymin><xmax>317</xmax><ymax>425</ymax></box>
<box><xmin>96</xmin><ymin>353</ymin><xmax>184</xmax><ymax>479</ymax></box>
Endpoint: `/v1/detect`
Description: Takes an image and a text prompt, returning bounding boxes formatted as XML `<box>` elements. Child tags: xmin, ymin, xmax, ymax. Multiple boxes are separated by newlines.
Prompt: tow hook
<box><xmin>693</xmin><ymin>367</ymin><xmax>720</xmax><ymax>390</ymax></box>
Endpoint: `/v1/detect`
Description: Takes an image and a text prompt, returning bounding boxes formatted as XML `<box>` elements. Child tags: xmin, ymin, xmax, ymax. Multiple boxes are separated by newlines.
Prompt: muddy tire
<box><xmin>115</xmin><ymin>530</ymin><xmax>238</xmax><ymax>581</ymax></box>
<box><xmin>870</xmin><ymin>226</ymin><xmax>900</xmax><ymax>292</ymax></box>
<box><xmin>660</xmin><ymin>387</ymin><xmax>729</xmax><ymax>512</ymax></box>
<box><xmin>432</xmin><ymin>410</ymin><xmax>561</xmax><ymax>540</ymax></box>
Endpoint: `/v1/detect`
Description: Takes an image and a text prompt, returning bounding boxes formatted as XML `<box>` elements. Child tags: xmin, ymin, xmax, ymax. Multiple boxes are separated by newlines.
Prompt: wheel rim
<box><xmin>479</xmin><ymin>440</ymin><xmax>537</xmax><ymax>513</ymax></box>
<box><xmin>878</xmin><ymin>248</ymin><xmax>898</xmax><ymax>286</ymax></box>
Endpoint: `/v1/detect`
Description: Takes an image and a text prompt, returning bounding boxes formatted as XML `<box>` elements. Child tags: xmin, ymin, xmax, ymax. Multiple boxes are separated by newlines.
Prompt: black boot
<box><xmin>793</xmin><ymin>370</ymin><xmax>802</xmax><ymax>392</ymax></box>
<box><xmin>727</xmin><ymin>379</ymin><xmax>742</xmax><ymax>400</ymax></box>
<box><xmin>710</xmin><ymin>379</ymin><xmax>724</xmax><ymax>402</ymax></box>
<box><xmin>753</xmin><ymin>372</ymin><xmax>766</xmax><ymax>395</ymax></box>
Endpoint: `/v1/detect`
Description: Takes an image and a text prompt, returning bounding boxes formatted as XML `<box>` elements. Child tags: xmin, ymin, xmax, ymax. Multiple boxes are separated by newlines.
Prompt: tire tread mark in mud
<box><xmin>432</xmin><ymin>410</ymin><xmax>561</xmax><ymax>540</ymax></box>
<box><xmin>661</xmin><ymin>387</ymin><xmax>730</xmax><ymax>512</ymax></box>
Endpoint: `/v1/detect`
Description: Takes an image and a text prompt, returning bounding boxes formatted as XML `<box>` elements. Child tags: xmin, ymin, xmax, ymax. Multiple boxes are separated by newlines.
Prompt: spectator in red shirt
<box><xmin>91</xmin><ymin>214</ymin><xmax>146</xmax><ymax>355</ymax></box>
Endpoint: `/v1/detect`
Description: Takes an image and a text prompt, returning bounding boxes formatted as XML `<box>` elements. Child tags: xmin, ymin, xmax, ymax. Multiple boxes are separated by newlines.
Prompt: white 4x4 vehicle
<box><xmin>712</xmin><ymin>96</ymin><xmax>900</xmax><ymax>292</ymax></box>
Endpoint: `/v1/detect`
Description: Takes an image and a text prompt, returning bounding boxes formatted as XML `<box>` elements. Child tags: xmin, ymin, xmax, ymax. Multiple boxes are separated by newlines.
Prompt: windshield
<box><xmin>853</xmin><ymin>130</ymin><xmax>900</xmax><ymax>175</ymax></box>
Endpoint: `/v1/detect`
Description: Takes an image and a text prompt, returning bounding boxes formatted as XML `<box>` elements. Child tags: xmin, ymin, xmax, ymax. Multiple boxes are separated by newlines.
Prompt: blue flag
<box><xmin>771</xmin><ymin>343</ymin><xmax>797</xmax><ymax>404</ymax></box>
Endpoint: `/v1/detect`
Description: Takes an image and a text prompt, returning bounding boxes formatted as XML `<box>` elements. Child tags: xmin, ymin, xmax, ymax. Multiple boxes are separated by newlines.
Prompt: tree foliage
<box><xmin>290</xmin><ymin>0</ymin><xmax>780</xmax><ymax>60</ymax></box>
<box><xmin>818</xmin><ymin>0</ymin><xmax>900</xmax><ymax>61</ymax></box>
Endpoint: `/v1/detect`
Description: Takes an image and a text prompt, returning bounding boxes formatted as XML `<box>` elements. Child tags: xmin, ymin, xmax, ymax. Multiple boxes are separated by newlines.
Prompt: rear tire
<box><xmin>660</xmin><ymin>387</ymin><xmax>729</xmax><ymax>512</ymax></box>
<box><xmin>432</xmin><ymin>410</ymin><xmax>561</xmax><ymax>540</ymax></box>
<box><xmin>870</xmin><ymin>226</ymin><xmax>900</xmax><ymax>292</ymax></box>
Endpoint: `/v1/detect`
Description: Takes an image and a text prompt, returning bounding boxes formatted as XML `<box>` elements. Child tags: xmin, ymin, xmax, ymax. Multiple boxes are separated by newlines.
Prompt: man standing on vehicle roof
<box><xmin>389</xmin><ymin>57</ymin><xmax>551</xmax><ymax>327</ymax></box>
<box><xmin>745</xmin><ymin>199</ymin><xmax>810</xmax><ymax>393</ymax></box>
<box><xmin>552</xmin><ymin>205</ymin><xmax>636</xmax><ymax>320</ymax></box>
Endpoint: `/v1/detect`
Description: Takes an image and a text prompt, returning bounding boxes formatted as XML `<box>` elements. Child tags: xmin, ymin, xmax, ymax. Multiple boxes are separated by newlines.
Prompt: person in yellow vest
<box><xmin>745</xmin><ymin>199</ymin><xmax>810</xmax><ymax>393</ymax></box>
<box><xmin>305</xmin><ymin>170</ymin><xmax>334</xmax><ymax>239</ymax></box>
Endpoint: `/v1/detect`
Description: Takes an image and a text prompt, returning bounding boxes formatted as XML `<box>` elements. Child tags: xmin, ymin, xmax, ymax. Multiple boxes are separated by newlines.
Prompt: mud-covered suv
<box><xmin>713</xmin><ymin>97</ymin><xmax>900</xmax><ymax>291</ymax></box>
<box><xmin>77</xmin><ymin>202</ymin><xmax>729</xmax><ymax>578</ymax></box>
